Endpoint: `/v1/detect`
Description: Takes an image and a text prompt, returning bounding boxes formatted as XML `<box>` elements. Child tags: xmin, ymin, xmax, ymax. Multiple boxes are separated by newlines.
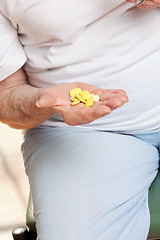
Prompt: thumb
<box><xmin>36</xmin><ymin>92</ymin><xmax>57</xmax><ymax>108</ymax></box>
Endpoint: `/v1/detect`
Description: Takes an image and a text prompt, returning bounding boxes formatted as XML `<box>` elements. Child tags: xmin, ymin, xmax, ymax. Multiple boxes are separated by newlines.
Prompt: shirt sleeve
<box><xmin>0</xmin><ymin>12</ymin><xmax>27</xmax><ymax>80</ymax></box>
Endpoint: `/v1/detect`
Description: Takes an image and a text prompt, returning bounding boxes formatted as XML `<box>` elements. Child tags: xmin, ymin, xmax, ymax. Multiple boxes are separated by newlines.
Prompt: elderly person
<box><xmin>0</xmin><ymin>0</ymin><xmax>160</xmax><ymax>239</ymax></box>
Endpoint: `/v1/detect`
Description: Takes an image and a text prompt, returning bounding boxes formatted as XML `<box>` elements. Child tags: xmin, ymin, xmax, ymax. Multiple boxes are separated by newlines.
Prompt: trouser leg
<box><xmin>22</xmin><ymin>127</ymin><xmax>159</xmax><ymax>240</ymax></box>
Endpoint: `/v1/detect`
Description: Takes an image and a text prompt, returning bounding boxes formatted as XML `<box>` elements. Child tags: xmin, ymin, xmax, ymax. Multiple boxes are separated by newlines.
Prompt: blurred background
<box><xmin>0</xmin><ymin>122</ymin><xmax>29</xmax><ymax>240</ymax></box>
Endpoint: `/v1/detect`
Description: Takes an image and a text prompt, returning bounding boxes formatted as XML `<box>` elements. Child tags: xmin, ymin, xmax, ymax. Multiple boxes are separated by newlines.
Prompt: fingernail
<box><xmin>124</xmin><ymin>99</ymin><xmax>129</xmax><ymax>103</ymax></box>
<box><xmin>36</xmin><ymin>101</ymin><xmax>40</xmax><ymax>108</ymax></box>
<box><xmin>107</xmin><ymin>109</ymin><xmax>111</xmax><ymax>114</ymax></box>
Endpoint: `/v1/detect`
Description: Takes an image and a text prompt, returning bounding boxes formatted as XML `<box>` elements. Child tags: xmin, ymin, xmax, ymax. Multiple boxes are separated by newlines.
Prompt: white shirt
<box><xmin>0</xmin><ymin>0</ymin><xmax>160</xmax><ymax>133</ymax></box>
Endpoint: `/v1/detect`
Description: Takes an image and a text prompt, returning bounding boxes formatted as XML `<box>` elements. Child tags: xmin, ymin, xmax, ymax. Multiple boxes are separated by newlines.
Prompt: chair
<box><xmin>12</xmin><ymin>170</ymin><xmax>160</xmax><ymax>240</ymax></box>
<box><xmin>148</xmin><ymin>169</ymin><xmax>160</xmax><ymax>240</ymax></box>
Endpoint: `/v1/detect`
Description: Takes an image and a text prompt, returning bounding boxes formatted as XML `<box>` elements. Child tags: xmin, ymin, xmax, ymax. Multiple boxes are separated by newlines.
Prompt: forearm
<box><xmin>0</xmin><ymin>69</ymin><xmax>57</xmax><ymax>129</ymax></box>
<box><xmin>0</xmin><ymin>68</ymin><xmax>129</xmax><ymax>129</ymax></box>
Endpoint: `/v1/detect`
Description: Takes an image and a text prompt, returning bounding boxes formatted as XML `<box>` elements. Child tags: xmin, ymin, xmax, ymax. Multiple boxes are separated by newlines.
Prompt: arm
<box><xmin>0</xmin><ymin>10</ymin><xmax>128</xmax><ymax>130</ymax></box>
<box><xmin>0</xmin><ymin>68</ymin><xmax>128</xmax><ymax>130</ymax></box>
<box><xmin>0</xmin><ymin>68</ymin><xmax>58</xmax><ymax>129</ymax></box>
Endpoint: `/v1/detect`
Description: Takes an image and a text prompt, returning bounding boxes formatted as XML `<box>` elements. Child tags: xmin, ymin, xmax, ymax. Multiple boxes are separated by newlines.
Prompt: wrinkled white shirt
<box><xmin>0</xmin><ymin>0</ymin><xmax>160</xmax><ymax>133</ymax></box>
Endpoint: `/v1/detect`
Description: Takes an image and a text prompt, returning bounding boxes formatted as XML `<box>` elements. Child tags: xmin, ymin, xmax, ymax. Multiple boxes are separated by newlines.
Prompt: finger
<box><xmin>131</xmin><ymin>0</ymin><xmax>157</xmax><ymax>8</ymax></box>
<box><xmin>99</xmin><ymin>93</ymin><xmax>118</xmax><ymax>101</ymax></box>
<box><xmin>100</xmin><ymin>92</ymin><xmax>128</xmax><ymax>102</ymax></box>
<box><xmin>77</xmin><ymin>82</ymin><xmax>127</xmax><ymax>95</ymax></box>
<box><xmin>103</xmin><ymin>97</ymin><xmax>127</xmax><ymax>110</ymax></box>
<box><xmin>116</xmin><ymin>93</ymin><xmax>129</xmax><ymax>103</ymax></box>
<box><xmin>92</xmin><ymin>88</ymin><xmax>127</xmax><ymax>96</ymax></box>
<box><xmin>126</xmin><ymin>0</ymin><xmax>157</xmax><ymax>7</ymax></box>
<box><xmin>82</xmin><ymin>105</ymin><xmax>112</xmax><ymax>124</ymax></box>
<box><xmin>102</xmin><ymin>89</ymin><xmax>127</xmax><ymax>95</ymax></box>
<box><xmin>139</xmin><ymin>2</ymin><xmax>157</xmax><ymax>8</ymax></box>
<box><xmin>91</xmin><ymin>105</ymin><xmax>112</xmax><ymax>120</ymax></box>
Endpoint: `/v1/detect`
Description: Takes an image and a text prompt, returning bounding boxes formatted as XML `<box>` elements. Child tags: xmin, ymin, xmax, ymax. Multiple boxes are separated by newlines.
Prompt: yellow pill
<box><xmin>75</xmin><ymin>94</ymin><xmax>86</xmax><ymax>103</ymax></box>
<box><xmin>70</xmin><ymin>88</ymin><xmax>81</xmax><ymax>97</ymax></box>
<box><xmin>80</xmin><ymin>90</ymin><xmax>92</xmax><ymax>100</ymax></box>
<box><xmin>85</xmin><ymin>97</ymin><xmax>94</xmax><ymax>107</ymax></box>
<box><xmin>92</xmin><ymin>95</ymin><xmax>100</xmax><ymax>102</ymax></box>
<box><xmin>71</xmin><ymin>99</ymin><xmax>80</xmax><ymax>105</ymax></box>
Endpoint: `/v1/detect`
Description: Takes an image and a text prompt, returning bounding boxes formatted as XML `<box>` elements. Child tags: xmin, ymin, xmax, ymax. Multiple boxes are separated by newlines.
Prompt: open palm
<box><xmin>37</xmin><ymin>82</ymin><xmax>128</xmax><ymax>126</ymax></box>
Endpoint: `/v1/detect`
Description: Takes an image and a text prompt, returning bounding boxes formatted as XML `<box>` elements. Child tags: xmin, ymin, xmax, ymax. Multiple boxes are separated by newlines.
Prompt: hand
<box><xmin>127</xmin><ymin>0</ymin><xmax>160</xmax><ymax>9</ymax></box>
<box><xmin>37</xmin><ymin>82</ymin><xmax>128</xmax><ymax>126</ymax></box>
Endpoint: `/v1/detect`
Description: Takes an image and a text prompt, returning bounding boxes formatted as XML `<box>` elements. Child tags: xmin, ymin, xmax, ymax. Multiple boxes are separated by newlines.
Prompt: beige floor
<box><xmin>0</xmin><ymin>123</ymin><xmax>29</xmax><ymax>240</ymax></box>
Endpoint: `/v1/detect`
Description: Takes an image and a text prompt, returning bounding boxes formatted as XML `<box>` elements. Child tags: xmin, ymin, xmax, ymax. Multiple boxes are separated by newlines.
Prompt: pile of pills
<box><xmin>69</xmin><ymin>88</ymin><xmax>100</xmax><ymax>107</ymax></box>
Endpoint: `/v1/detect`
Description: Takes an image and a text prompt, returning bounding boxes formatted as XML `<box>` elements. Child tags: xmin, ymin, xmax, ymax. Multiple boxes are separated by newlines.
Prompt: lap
<box><xmin>22</xmin><ymin>126</ymin><xmax>159</xmax><ymax>240</ymax></box>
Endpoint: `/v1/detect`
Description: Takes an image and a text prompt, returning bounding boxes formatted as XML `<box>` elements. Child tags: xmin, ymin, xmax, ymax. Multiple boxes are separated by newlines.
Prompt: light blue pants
<box><xmin>22</xmin><ymin>126</ymin><xmax>160</xmax><ymax>240</ymax></box>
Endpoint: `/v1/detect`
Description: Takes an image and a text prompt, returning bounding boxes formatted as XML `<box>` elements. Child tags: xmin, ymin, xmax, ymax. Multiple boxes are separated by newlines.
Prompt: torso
<box><xmin>1</xmin><ymin>0</ymin><xmax>160</xmax><ymax>133</ymax></box>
